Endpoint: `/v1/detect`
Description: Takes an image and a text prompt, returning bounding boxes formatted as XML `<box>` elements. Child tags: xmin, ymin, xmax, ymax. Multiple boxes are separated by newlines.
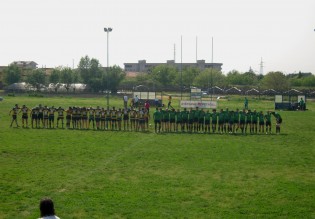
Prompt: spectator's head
<box><xmin>39</xmin><ymin>198</ymin><xmax>55</xmax><ymax>217</ymax></box>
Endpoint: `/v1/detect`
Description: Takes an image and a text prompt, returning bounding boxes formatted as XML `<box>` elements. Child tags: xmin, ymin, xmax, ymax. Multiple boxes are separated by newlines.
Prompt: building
<box><xmin>12</xmin><ymin>61</ymin><xmax>38</xmax><ymax>69</ymax></box>
<box><xmin>124</xmin><ymin>59</ymin><xmax>223</xmax><ymax>73</ymax></box>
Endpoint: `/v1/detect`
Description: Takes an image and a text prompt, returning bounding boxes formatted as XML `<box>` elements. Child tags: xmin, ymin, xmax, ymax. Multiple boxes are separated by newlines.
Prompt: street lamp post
<box><xmin>104</xmin><ymin>27</ymin><xmax>112</xmax><ymax>108</ymax></box>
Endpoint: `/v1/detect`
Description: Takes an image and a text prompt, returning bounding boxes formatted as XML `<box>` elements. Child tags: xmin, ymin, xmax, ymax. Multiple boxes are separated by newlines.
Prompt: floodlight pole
<box><xmin>104</xmin><ymin>27</ymin><xmax>112</xmax><ymax>108</ymax></box>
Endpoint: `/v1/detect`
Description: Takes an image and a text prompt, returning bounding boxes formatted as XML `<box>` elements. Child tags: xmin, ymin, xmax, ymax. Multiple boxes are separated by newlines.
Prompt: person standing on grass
<box><xmin>211</xmin><ymin>109</ymin><xmax>218</xmax><ymax>133</ymax></box>
<box><xmin>239</xmin><ymin>109</ymin><xmax>246</xmax><ymax>134</ymax></box>
<box><xmin>265</xmin><ymin>111</ymin><xmax>272</xmax><ymax>134</ymax></box>
<box><xmin>153</xmin><ymin>107</ymin><xmax>162</xmax><ymax>133</ymax></box>
<box><xmin>43</xmin><ymin>106</ymin><xmax>49</xmax><ymax>128</ymax></box>
<box><xmin>88</xmin><ymin>107</ymin><xmax>95</xmax><ymax>129</ymax></box>
<box><xmin>258</xmin><ymin>111</ymin><xmax>265</xmax><ymax>134</ymax></box>
<box><xmin>144</xmin><ymin>100</ymin><xmax>150</xmax><ymax>113</ymax></box>
<box><xmin>175</xmin><ymin>108</ymin><xmax>183</xmax><ymax>132</ymax></box>
<box><xmin>123</xmin><ymin>95</ymin><xmax>128</xmax><ymax>109</ymax></box>
<box><xmin>38</xmin><ymin>198</ymin><xmax>60</xmax><ymax>219</ymax></box>
<box><xmin>244</xmin><ymin>97</ymin><xmax>249</xmax><ymax>109</ymax></box>
<box><xmin>234</xmin><ymin>108</ymin><xmax>240</xmax><ymax>133</ymax></box>
<box><xmin>56</xmin><ymin>107</ymin><xmax>65</xmax><ymax>129</ymax></box>
<box><xmin>245</xmin><ymin>109</ymin><xmax>252</xmax><ymax>134</ymax></box>
<box><xmin>94</xmin><ymin>106</ymin><xmax>101</xmax><ymax>130</ymax></box>
<box><xmin>19</xmin><ymin>104</ymin><xmax>30</xmax><ymax>128</ymax></box>
<box><xmin>204</xmin><ymin>110</ymin><xmax>211</xmax><ymax>133</ymax></box>
<box><xmin>167</xmin><ymin>95</ymin><xmax>173</xmax><ymax>109</ymax></box>
<box><xmin>252</xmin><ymin>109</ymin><xmax>258</xmax><ymax>134</ymax></box>
<box><xmin>48</xmin><ymin>106</ymin><xmax>56</xmax><ymax>128</ymax></box>
<box><xmin>271</xmin><ymin>111</ymin><xmax>282</xmax><ymax>134</ymax></box>
<box><xmin>9</xmin><ymin>104</ymin><xmax>20</xmax><ymax>128</ymax></box>
<box><xmin>123</xmin><ymin>108</ymin><xmax>129</xmax><ymax>131</ymax></box>
<box><xmin>181</xmin><ymin>108</ymin><xmax>189</xmax><ymax>132</ymax></box>
<box><xmin>31</xmin><ymin>106</ymin><xmax>39</xmax><ymax>128</ymax></box>
<box><xmin>65</xmin><ymin>107</ymin><xmax>72</xmax><ymax>129</ymax></box>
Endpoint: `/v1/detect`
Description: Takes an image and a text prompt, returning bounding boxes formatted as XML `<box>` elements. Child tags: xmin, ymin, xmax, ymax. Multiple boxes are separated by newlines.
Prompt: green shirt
<box><xmin>205</xmin><ymin>112</ymin><xmax>211</xmax><ymax>121</ymax></box>
<box><xmin>153</xmin><ymin>110</ymin><xmax>162</xmax><ymax>121</ymax></box>
<box><xmin>211</xmin><ymin>112</ymin><xmax>217</xmax><ymax>122</ymax></box>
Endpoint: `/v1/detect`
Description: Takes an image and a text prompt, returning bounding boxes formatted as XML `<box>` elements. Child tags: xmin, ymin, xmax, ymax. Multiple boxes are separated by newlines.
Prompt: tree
<box><xmin>103</xmin><ymin>65</ymin><xmax>126</xmax><ymax>93</ymax></box>
<box><xmin>262</xmin><ymin>71</ymin><xmax>289</xmax><ymax>91</ymax></box>
<box><xmin>60</xmin><ymin>67</ymin><xmax>76</xmax><ymax>92</ymax></box>
<box><xmin>4</xmin><ymin>64</ymin><xmax>21</xmax><ymax>85</ymax></box>
<box><xmin>151</xmin><ymin>65</ymin><xmax>177</xmax><ymax>88</ymax></box>
<box><xmin>175</xmin><ymin>67</ymin><xmax>200</xmax><ymax>88</ymax></box>
<box><xmin>194</xmin><ymin>69</ymin><xmax>226</xmax><ymax>88</ymax></box>
<box><xmin>26</xmin><ymin>69</ymin><xmax>46</xmax><ymax>91</ymax></box>
<box><xmin>49</xmin><ymin>68</ymin><xmax>61</xmax><ymax>84</ymax></box>
<box><xmin>77</xmin><ymin>55</ymin><xmax>102</xmax><ymax>85</ymax></box>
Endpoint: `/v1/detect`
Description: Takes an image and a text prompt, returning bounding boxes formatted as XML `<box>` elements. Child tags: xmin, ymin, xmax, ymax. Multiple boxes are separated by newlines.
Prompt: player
<box><xmin>30</xmin><ymin>106</ymin><xmax>39</xmax><ymax>128</ymax></box>
<box><xmin>37</xmin><ymin>104</ymin><xmax>44</xmax><ymax>128</ymax></box>
<box><xmin>234</xmin><ymin>109</ymin><xmax>240</xmax><ymax>133</ymax></box>
<box><xmin>123</xmin><ymin>108</ymin><xmax>129</xmax><ymax>131</ymax></box>
<box><xmin>181</xmin><ymin>108</ymin><xmax>189</xmax><ymax>132</ymax></box>
<box><xmin>48</xmin><ymin>106</ymin><xmax>56</xmax><ymax>128</ymax></box>
<box><xmin>198</xmin><ymin>109</ymin><xmax>205</xmax><ymax>133</ymax></box>
<box><xmin>271</xmin><ymin>112</ymin><xmax>282</xmax><ymax>134</ymax></box>
<box><xmin>218</xmin><ymin>109</ymin><xmax>225</xmax><ymax>134</ymax></box>
<box><xmin>144</xmin><ymin>108</ymin><xmax>150</xmax><ymax>130</ymax></box>
<box><xmin>111</xmin><ymin>107</ymin><xmax>117</xmax><ymax>130</ymax></box>
<box><xmin>100</xmin><ymin>107</ymin><xmax>110</xmax><ymax>130</ymax></box>
<box><xmin>19</xmin><ymin>105</ymin><xmax>30</xmax><ymax>128</ymax></box>
<box><xmin>245</xmin><ymin>109</ymin><xmax>252</xmax><ymax>134</ymax></box>
<box><xmin>264</xmin><ymin>111</ymin><xmax>272</xmax><ymax>134</ymax></box>
<box><xmin>228</xmin><ymin>110</ymin><xmax>234</xmax><ymax>134</ymax></box>
<box><xmin>117</xmin><ymin>108</ymin><xmax>123</xmax><ymax>131</ymax></box>
<box><xmin>129</xmin><ymin>107</ymin><xmax>137</xmax><ymax>131</ymax></box>
<box><xmin>163</xmin><ymin>108</ymin><xmax>170</xmax><ymax>132</ymax></box>
<box><xmin>175</xmin><ymin>109</ymin><xmax>182</xmax><ymax>132</ymax></box>
<box><xmin>204</xmin><ymin>110</ymin><xmax>211</xmax><ymax>133</ymax></box>
<box><xmin>88</xmin><ymin>107</ymin><xmax>95</xmax><ymax>129</ymax></box>
<box><xmin>9</xmin><ymin>104</ymin><xmax>20</xmax><ymax>128</ymax></box>
<box><xmin>65</xmin><ymin>107</ymin><xmax>72</xmax><ymax>129</ymax></box>
<box><xmin>193</xmin><ymin>107</ymin><xmax>199</xmax><ymax>133</ymax></box>
<box><xmin>56</xmin><ymin>107</ymin><xmax>65</xmax><ymax>128</ymax></box>
<box><xmin>169</xmin><ymin>108</ymin><xmax>176</xmax><ymax>132</ymax></box>
<box><xmin>211</xmin><ymin>109</ymin><xmax>218</xmax><ymax>133</ymax></box>
<box><xmin>258</xmin><ymin>111</ymin><xmax>265</xmax><ymax>134</ymax></box>
<box><xmin>43</xmin><ymin>106</ymin><xmax>49</xmax><ymax>128</ymax></box>
<box><xmin>239</xmin><ymin>109</ymin><xmax>246</xmax><ymax>134</ymax></box>
<box><xmin>153</xmin><ymin>107</ymin><xmax>162</xmax><ymax>133</ymax></box>
<box><xmin>81</xmin><ymin>107</ymin><xmax>88</xmax><ymax>129</ymax></box>
<box><xmin>251</xmin><ymin>109</ymin><xmax>258</xmax><ymax>134</ymax></box>
<box><xmin>94</xmin><ymin>106</ymin><xmax>101</xmax><ymax>130</ymax></box>
<box><xmin>138</xmin><ymin>108</ymin><xmax>145</xmax><ymax>131</ymax></box>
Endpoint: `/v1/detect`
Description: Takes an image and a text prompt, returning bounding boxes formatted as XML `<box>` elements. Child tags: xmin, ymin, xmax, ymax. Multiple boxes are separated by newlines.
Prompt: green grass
<box><xmin>0</xmin><ymin>94</ymin><xmax>315</xmax><ymax>218</ymax></box>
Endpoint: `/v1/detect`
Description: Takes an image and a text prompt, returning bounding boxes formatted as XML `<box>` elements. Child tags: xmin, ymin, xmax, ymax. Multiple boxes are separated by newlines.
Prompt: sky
<box><xmin>0</xmin><ymin>0</ymin><xmax>314</xmax><ymax>74</ymax></box>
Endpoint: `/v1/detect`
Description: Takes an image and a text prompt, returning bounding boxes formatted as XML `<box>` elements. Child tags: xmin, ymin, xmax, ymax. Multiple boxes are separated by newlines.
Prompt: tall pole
<box><xmin>180</xmin><ymin>35</ymin><xmax>183</xmax><ymax>101</ymax></box>
<box><xmin>196</xmin><ymin>36</ymin><xmax>198</xmax><ymax>62</ymax></box>
<box><xmin>211</xmin><ymin>36</ymin><xmax>213</xmax><ymax>101</ymax></box>
<box><xmin>104</xmin><ymin>27</ymin><xmax>112</xmax><ymax>108</ymax></box>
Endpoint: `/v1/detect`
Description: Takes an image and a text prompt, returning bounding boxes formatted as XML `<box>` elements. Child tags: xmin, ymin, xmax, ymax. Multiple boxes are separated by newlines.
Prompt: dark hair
<box><xmin>40</xmin><ymin>198</ymin><xmax>55</xmax><ymax>217</ymax></box>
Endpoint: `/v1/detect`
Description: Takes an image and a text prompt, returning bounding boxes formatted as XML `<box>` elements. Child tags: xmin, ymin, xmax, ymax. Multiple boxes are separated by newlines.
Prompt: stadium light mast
<box><xmin>104</xmin><ymin>27</ymin><xmax>113</xmax><ymax>108</ymax></box>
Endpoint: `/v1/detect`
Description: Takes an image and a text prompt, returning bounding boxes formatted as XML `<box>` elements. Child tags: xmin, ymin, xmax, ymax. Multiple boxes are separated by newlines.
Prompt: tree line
<box><xmin>123</xmin><ymin>66</ymin><xmax>315</xmax><ymax>91</ymax></box>
<box><xmin>3</xmin><ymin>56</ymin><xmax>126</xmax><ymax>93</ymax></box>
<box><xmin>3</xmin><ymin>56</ymin><xmax>315</xmax><ymax>92</ymax></box>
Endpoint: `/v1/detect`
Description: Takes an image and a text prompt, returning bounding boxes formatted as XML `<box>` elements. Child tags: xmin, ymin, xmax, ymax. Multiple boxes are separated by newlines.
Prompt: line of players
<box><xmin>9</xmin><ymin>104</ymin><xmax>151</xmax><ymax>131</ymax></box>
<box><xmin>153</xmin><ymin>107</ymin><xmax>282</xmax><ymax>134</ymax></box>
<box><xmin>9</xmin><ymin>104</ymin><xmax>282</xmax><ymax>134</ymax></box>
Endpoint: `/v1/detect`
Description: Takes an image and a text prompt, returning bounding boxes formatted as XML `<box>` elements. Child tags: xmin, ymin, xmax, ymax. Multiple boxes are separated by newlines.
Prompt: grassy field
<box><xmin>0</xmin><ymin>94</ymin><xmax>315</xmax><ymax>218</ymax></box>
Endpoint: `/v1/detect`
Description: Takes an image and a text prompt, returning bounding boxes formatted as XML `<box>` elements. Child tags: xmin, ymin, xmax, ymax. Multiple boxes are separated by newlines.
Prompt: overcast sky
<box><xmin>1</xmin><ymin>0</ymin><xmax>314</xmax><ymax>74</ymax></box>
